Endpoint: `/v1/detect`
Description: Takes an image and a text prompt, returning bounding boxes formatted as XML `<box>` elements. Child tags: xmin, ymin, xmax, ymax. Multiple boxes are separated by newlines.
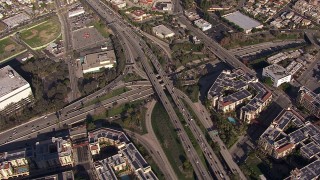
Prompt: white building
<box><xmin>262</xmin><ymin>64</ymin><xmax>292</xmax><ymax>87</ymax></box>
<box><xmin>0</xmin><ymin>66</ymin><xmax>33</xmax><ymax>111</ymax></box>
<box><xmin>68</xmin><ymin>8</ymin><xmax>85</xmax><ymax>18</ymax></box>
<box><xmin>111</xmin><ymin>0</ymin><xmax>126</xmax><ymax>9</ymax></box>
<box><xmin>194</xmin><ymin>19</ymin><xmax>212</xmax><ymax>31</ymax></box>
<box><xmin>222</xmin><ymin>11</ymin><xmax>263</xmax><ymax>33</ymax></box>
<box><xmin>152</xmin><ymin>24</ymin><xmax>175</xmax><ymax>39</ymax></box>
<box><xmin>81</xmin><ymin>50</ymin><xmax>117</xmax><ymax>74</ymax></box>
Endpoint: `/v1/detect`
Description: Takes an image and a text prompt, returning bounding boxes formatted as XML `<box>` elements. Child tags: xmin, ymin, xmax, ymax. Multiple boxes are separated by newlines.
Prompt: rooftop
<box><xmin>152</xmin><ymin>24</ymin><xmax>175</xmax><ymax>36</ymax></box>
<box><xmin>0</xmin><ymin>65</ymin><xmax>29</xmax><ymax>98</ymax></box>
<box><xmin>82</xmin><ymin>50</ymin><xmax>116</xmax><ymax>71</ymax></box>
<box><xmin>263</xmin><ymin>64</ymin><xmax>290</xmax><ymax>79</ymax></box>
<box><xmin>223</xmin><ymin>11</ymin><xmax>262</xmax><ymax>31</ymax></box>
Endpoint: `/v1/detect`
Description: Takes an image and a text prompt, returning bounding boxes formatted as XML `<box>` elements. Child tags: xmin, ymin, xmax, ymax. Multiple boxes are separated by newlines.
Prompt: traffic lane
<box><xmin>142</xmin><ymin>38</ymin><xmax>226</xmax><ymax>178</ymax></box>
<box><xmin>0</xmin><ymin>113</ymin><xmax>56</xmax><ymax>145</ymax></box>
<box><xmin>2</xmin><ymin>87</ymin><xmax>153</xmax><ymax>146</ymax></box>
<box><xmin>87</xmin><ymin>1</ymin><xmax>210</xmax><ymax>179</ymax></box>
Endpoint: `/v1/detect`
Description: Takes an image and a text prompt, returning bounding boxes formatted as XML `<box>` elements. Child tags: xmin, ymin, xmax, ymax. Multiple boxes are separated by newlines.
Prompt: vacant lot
<box><xmin>20</xmin><ymin>17</ymin><xmax>61</xmax><ymax>48</ymax></box>
<box><xmin>0</xmin><ymin>37</ymin><xmax>25</xmax><ymax>63</ymax></box>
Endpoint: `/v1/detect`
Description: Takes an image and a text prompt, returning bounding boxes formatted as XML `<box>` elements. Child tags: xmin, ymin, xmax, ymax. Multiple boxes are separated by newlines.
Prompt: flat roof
<box><xmin>152</xmin><ymin>24</ymin><xmax>174</xmax><ymax>36</ymax></box>
<box><xmin>0</xmin><ymin>66</ymin><xmax>29</xmax><ymax>98</ymax></box>
<box><xmin>223</xmin><ymin>11</ymin><xmax>262</xmax><ymax>31</ymax></box>
<box><xmin>2</xmin><ymin>12</ymin><xmax>31</xmax><ymax>28</ymax></box>
<box><xmin>82</xmin><ymin>50</ymin><xmax>116</xmax><ymax>71</ymax></box>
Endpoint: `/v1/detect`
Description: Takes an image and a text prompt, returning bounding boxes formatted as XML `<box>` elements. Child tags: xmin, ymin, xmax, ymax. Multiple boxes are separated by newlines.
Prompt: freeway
<box><xmin>138</xmin><ymin>36</ymin><xmax>229</xmax><ymax>179</ymax></box>
<box><xmin>178</xmin><ymin>16</ymin><xmax>255</xmax><ymax>75</ymax></box>
<box><xmin>0</xmin><ymin>86</ymin><xmax>154</xmax><ymax>145</ymax></box>
<box><xmin>175</xmin><ymin>89</ymin><xmax>247</xmax><ymax>179</ymax></box>
<box><xmin>229</xmin><ymin>40</ymin><xmax>305</xmax><ymax>58</ymax></box>
<box><xmin>84</xmin><ymin>0</ymin><xmax>212</xmax><ymax>179</ymax></box>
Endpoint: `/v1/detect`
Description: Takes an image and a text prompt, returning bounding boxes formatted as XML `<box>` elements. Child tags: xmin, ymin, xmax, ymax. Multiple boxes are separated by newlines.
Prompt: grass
<box><xmin>0</xmin><ymin>37</ymin><xmax>25</xmax><ymax>62</ymax></box>
<box><xmin>123</xmin><ymin>73</ymin><xmax>143</xmax><ymax>83</ymax></box>
<box><xmin>85</xmin><ymin>87</ymin><xmax>130</xmax><ymax>106</ymax></box>
<box><xmin>240</xmin><ymin>152</ymin><xmax>263</xmax><ymax>179</ymax></box>
<box><xmin>151</xmin><ymin>102</ymin><xmax>194</xmax><ymax>180</ymax></box>
<box><xmin>92</xmin><ymin>21</ymin><xmax>110</xmax><ymax>38</ymax></box>
<box><xmin>20</xmin><ymin>17</ymin><xmax>61</xmax><ymax>48</ymax></box>
<box><xmin>179</xmin><ymin>53</ymin><xmax>207</xmax><ymax>66</ymax></box>
<box><xmin>180</xmin><ymin>85</ymin><xmax>199</xmax><ymax>102</ymax></box>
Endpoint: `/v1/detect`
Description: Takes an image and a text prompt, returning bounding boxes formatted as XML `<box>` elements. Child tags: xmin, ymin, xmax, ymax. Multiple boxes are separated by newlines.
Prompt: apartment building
<box><xmin>0</xmin><ymin>149</ymin><xmax>29</xmax><ymax>179</ymax></box>
<box><xmin>89</xmin><ymin>128</ymin><xmax>158</xmax><ymax>180</ymax></box>
<box><xmin>0</xmin><ymin>66</ymin><xmax>34</xmax><ymax>114</ymax></box>
<box><xmin>259</xmin><ymin>108</ymin><xmax>320</xmax><ymax>179</ymax></box>
<box><xmin>208</xmin><ymin>69</ymin><xmax>272</xmax><ymax>123</ymax></box>
<box><xmin>35</xmin><ymin>137</ymin><xmax>73</xmax><ymax>169</ymax></box>
<box><xmin>297</xmin><ymin>86</ymin><xmax>320</xmax><ymax>118</ymax></box>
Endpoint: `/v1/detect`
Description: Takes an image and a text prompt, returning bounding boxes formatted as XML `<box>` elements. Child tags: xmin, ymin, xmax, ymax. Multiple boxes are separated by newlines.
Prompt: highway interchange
<box><xmin>0</xmin><ymin>0</ymin><xmax>270</xmax><ymax>179</ymax></box>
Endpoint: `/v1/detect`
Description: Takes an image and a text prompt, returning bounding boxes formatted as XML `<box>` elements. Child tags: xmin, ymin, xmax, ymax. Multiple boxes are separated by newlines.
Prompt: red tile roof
<box><xmin>276</xmin><ymin>143</ymin><xmax>295</xmax><ymax>153</ymax></box>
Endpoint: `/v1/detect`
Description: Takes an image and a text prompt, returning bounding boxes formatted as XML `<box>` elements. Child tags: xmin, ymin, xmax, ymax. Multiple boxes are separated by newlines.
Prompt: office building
<box><xmin>297</xmin><ymin>86</ymin><xmax>320</xmax><ymax>118</ymax></box>
<box><xmin>152</xmin><ymin>24</ymin><xmax>175</xmax><ymax>39</ymax></box>
<box><xmin>194</xmin><ymin>19</ymin><xmax>212</xmax><ymax>31</ymax></box>
<box><xmin>262</xmin><ymin>64</ymin><xmax>292</xmax><ymax>87</ymax></box>
<box><xmin>80</xmin><ymin>50</ymin><xmax>116</xmax><ymax>74</ymax></box>
<box><xmin>0</xmin><ymin>66</ymin><xmax>33</xmax><ymax>113</ymax></box>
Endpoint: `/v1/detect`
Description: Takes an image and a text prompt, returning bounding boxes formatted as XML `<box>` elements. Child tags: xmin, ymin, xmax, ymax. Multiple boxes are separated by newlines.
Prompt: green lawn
<box><xmin>93</xmin><ymin>21</ymin><xmax>110</xmax><ymax>38</ymax></box>
<box><xmin>123</xmin><ymin>73</ymin><xmax>144</xmax><ymax>82</ymax></box>
<box><xmin>85</xmin><ymin>87</ymin><xmax>130</xmax><ymax>106</ymax></box>
<box><xmin>0</xmin><ymin>37</ymin><xmax>26</xmax><ymax>63</ymax></box>
<box><xmin>180</xmin><ymin>85</ymin><xmax>199</xmax><ymax>102</ymax></box>
<box><xmin>151</xmin><ymin>102</ymin><xmax>194</xmax><ymax>180</ymax></box>
<box><xmin>20</xmin><ymin>17</ymin><xmax>61</xmax><ymax>48</ymax></box>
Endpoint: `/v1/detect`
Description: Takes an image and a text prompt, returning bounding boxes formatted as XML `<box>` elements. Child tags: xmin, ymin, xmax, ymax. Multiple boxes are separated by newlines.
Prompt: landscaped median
<box><xmin>151</xmin><ymin>102</ymin><xmax>194</xmax><ymax>180</ymax></box>
<box><xmin>19</xmin><ymin>17</ymin><xmax>61</xmax><ymax>50</ymax></box>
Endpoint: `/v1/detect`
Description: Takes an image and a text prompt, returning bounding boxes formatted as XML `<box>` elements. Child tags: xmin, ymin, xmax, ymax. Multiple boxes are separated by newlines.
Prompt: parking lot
<box><xmin>204</xmin><ymin>13</ymin><xmax>233</xmax><ymax>42</ymax></box>
<box><xmin>72</xmin><ymin>26</ymin><xmax>107</xmax><ymax>50</ymax></box>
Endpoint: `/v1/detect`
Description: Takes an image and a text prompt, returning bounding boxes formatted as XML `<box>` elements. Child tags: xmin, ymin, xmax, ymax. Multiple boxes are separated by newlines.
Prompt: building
<box><xmin>222</xmin><ymin>11</ymin><xmax>263</xmax><ymax>33</ymax></box>
<box><xmin>0</xmin><ymin>149</ymin><xmax>29</xmax><ymax>179</ymax></box>
<box><xmin>297</xmin><ymin>86</ymin><xmax>320</xmax><ymax>118</ymax></box>
<box><xmin>259</xmin><ymin>109</ymin><xmax>320</xmax><ymax>180</ymax></box>
<box><xmin>208</xmin><ymin>69</ymin><xmax>272</xmax><ymax>123</ymax></box>
<box><xmin>68</xmin><ymin>8</ymin><xmax>85</xmax><ymax>18</ymax></box>
<box><xmin>80</xmin><ymin>50</ymin><xmax>116</xmax><ymax>74</ymax></box>
<box><xmin>0</xmin><ymin>66</ymin><xmax>33</xmax><ymax>113</ymax></box>
<box><xmin>2</xmin><ymin>12</ymin><xmax>30</xmax><ymax>28</ymax></box>
<box><xmin>110</xmin><ymin>0</ymin><xmax>126</xmax><ymax>9</ymax></box>
<box><xmin>194</xmin><ymin>19</ymin><xmax>212</xmax><ymax>31</ymax></box>
<box><xmin>35</xmin><ymin>137</ymin><xmax>73</xmax><ymax>169</ymax></box>
<box><xmin>89</xmin><ymin>128</ymin><xmax>158</xmax><ymax>180</ymax></box>
<box><xmin>287</xmin><ymin>160</ymin><xmax>320</xmax><ymax>180</ymax></box>
<box><xmin>130</xmin><ymin>10</ymin><xmax>148</xmax><ymax>22</ymax></box>
<box><xmin>152</xmin><ymin>24</ymin><xmax>175</xmax><ymax>39</ymax></box>
<box><xmin>33</xmin><ymin>170</ymin><xmax>74</xmax><ymax>180</ymax></box>
<box><xmin>184</xmin><ymin>11</ymin><xmax>200</xmax><ymax>21</ymax></box>
<box><xmin>262</xmin><ymin>64</ymin><xmax>292</xmax><ymax>87</ymax></box>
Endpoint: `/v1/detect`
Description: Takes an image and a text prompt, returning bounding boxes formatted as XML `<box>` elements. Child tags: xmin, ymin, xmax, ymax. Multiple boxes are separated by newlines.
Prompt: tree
<box><xmin>262</xmin><ymin>77</ymin><xmax>273</xmax><ymax>86</ymax></box>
